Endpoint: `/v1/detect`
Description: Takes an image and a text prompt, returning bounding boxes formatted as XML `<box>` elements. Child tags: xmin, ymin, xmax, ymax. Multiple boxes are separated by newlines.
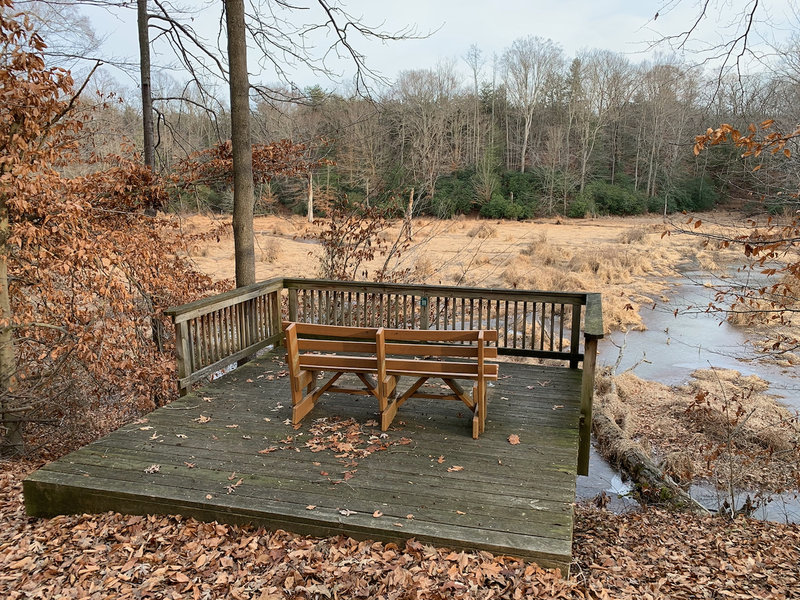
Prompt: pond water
<box><xmin>576</xmin><ymin>271</ymin><xmax>800</xmax><ymax>522</ymax></box>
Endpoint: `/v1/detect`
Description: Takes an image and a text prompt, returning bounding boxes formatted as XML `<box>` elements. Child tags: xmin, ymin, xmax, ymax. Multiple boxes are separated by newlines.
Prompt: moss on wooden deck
<box><xmin>24</xmin><ymin>351</ymin><xmax>583</xmax><ymax>574</ymax></box>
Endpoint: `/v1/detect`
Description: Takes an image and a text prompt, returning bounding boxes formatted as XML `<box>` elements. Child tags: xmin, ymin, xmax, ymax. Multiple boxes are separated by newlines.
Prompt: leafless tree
<box><xmin>502</xmin><ymin>36</ymin><xmax>563</xmax><ymax>173</ymax></box>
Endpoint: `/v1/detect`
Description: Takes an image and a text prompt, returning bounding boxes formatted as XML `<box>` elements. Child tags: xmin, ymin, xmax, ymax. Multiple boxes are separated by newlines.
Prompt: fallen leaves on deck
<box><xmin>508</xmin><ymin>434</ymin><xmax>521</xmax><ymax>445</ymax></box>
<box><xmin>4</xmin><ymin>463</ymin><xmax>800</xmax><ymax>599</ymax></box>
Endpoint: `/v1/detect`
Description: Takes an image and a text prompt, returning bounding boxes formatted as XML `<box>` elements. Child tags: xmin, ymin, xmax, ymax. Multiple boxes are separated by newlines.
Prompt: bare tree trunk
<box><xmin>0</xmin><ymin>192</ymin><xmax>20</xmax><ymax>457</ymax></box>
<box><xmin>137</xmin><ymin>0</ymin><xmax>155</xmax><ymax>171</ymax></box>
<box><xmin>519</xmin><ymin>116</ymin><xmax>530</xmax><ymax>174</ymax></box>
<box><xmin>307</xmin><ymin>171</ymin><xmax>313</xmax><ymax>222</ymax></box>
<box><xmin>404</xmin><ymin>188</ymin><xmax>414</xmax><ymax>241</ymax></box>
<box><xmin>226</xmin><ymin>0</ymin><xmax>256</xmax><ymax>287</ymax></box>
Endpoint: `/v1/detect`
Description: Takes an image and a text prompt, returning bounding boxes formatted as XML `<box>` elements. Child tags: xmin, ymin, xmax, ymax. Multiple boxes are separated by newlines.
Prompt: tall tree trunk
<box><xmin>404</xmin><ymin>188</ymin><xmax>414</xmax><ymax>241</ymax></box>
<box><xmin>226</xmin><ymin>0</ymin><xmax>256</xmax><ymax>287</ymax></box>
<box><xmin>307</xmin><ymin>171</ymin><xmax>313</xmax><ymax>222</ymax></box>
<box><xmin>137</xmin><ymin>0</ymin><xmax>155</xmax><ymax>170</ymax></box>
<box><xmin>519</xmin><ymin>113</ymin><xmax>531</xmax><ymax>174</ymax></box>
<box><xmin>0</xmin><ymin>192</ymin><xmax>20</xmax><ymax>457</ymax></box>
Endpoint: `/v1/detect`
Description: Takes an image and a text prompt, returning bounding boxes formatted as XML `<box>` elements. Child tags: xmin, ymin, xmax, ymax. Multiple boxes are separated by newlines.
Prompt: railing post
<box><xmin>174</xmin><ymin>320</ymin><xmax>191</xmax><ymax>397</ymax></box>
<box><xmin>578</xmin><ymin>334</ymin><xmax>599</xmax><ymax>476</ymax></box>
<box><xmin>288</xmin><ymin>288</ymin><xmax>298</xmax><ymax>322</ymax></box>
<box><xmin>271</xmin><ymin>291</ymin><xmax>282</xmax><ymax>342</ymax></box>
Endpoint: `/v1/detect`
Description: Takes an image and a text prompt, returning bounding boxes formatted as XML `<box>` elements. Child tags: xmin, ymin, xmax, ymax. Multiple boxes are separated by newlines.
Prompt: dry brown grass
<box><xmin>179</xmin><ymin>211</ymin><xmax>789</xmax><ymax>339</ymax></box>
<box><xmin>617</xmin><ymin>227</ymin><xmax>649</xmax><ymax>244</ymax></box>
<box><xmin>501</xmin><ymin>261</ymin><xmax>526</xmax><ymax>289</ymax></box>
<box><xmin>259</xmin><ymin>237</ymin><xmax>280</xmax><ymax>264</ymax></box>
<box><xmin>601</xmin><ymin>369</ymin><xmax>800</xmax><ymax>493</ymax></box>
<box><xmin>412</xmin><ymin>256</ymin><xmax>435</xmax><ymax>280</ymax></box>
<box><xmin>661</xmin><ymin>450</ymin><xmax>695</xmax><ymax>484</ymax></box>
<box><xmin>467</xmin><ymin>223</ymin><xmax>497</xmax><ymax>239</ymax></box>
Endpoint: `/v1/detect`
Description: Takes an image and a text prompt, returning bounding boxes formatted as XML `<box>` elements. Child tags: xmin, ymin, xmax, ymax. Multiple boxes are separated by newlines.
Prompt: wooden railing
<box><xmin>163</xmin><ymin>279</ymin><xmax>284</xmax><ymax>396</ymax></box>
<box><xmin>285</xmin><ymin>278</ymin><xmax>597</xmax><ymax>366</ymax></box>
<box><xmin>165</xmin><ymin>277</ymin><xmax>603</xmax><ymax>475</ymax></box>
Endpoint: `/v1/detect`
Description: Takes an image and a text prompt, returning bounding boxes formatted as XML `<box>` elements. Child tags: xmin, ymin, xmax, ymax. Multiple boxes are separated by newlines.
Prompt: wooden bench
<box><xmin>283</xmin><ymin>322</ymin><xmax>498</xmax><ymax>438</ymax></box>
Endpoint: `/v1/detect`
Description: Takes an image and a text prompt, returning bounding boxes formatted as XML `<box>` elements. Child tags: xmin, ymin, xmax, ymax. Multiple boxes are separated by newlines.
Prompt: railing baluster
<box><xmin>204</xmin><ymin>314</ymin><xmax>211</xmax><ymax>364</ymax></box>
<box><xmin>549</xmin><ymin>303</ymin><xmax>556</xmax><ymax>352</ymax></box>
<box><xmin>509</xmin><ymin>301</ymin><xmax>516</xmax><ymax>348</ymax></box>
<box><xmin>521</xmin><ymin>301</ymin><xmax>527</xmax><ymax>350</ymax></box>
<box><xmin>503</xmin><ymin>300</ymin><xmax>509</xmax><ymax>348</ymax></box>
<box><xmin>540</xmin><ymin>301</ymin><xmax>547</xmax><ymax>350</ymax></box>
<box><xmin>214</xmin><ymin>310</ymin><xmax>222</xmax><ymax>362</ymax></box>
<box><xmin>222</xmin><ymin>306</ymin><xmax>230</xmax><ymax>358</ymax></box>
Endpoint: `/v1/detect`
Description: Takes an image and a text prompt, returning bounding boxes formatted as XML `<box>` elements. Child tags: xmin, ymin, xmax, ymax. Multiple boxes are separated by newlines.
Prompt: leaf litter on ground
<box><xmin>3</xmin><ymin>461</ymin><xmax>800</xmax><ymax>599</ymax></box>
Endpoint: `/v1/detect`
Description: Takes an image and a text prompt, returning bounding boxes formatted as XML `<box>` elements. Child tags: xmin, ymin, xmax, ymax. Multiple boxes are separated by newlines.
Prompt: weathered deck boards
<box><xmin>24</xmin><ymin>351</ymin><xmax>583</xmax><ymax>574</ymax></box>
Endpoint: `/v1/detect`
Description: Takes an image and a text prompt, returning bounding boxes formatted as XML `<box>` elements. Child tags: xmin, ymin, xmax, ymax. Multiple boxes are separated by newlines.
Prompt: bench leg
<box><xmin>381</xmin><ymin>399</ymin><xmax>398</xmax><ymax>431</ymax></box>
<box><xmin>472</xmin><ymin>383</ymin><xmax>480</xmax><ymax>439</ymax></box>
<box><xmin>292</xmin><ymin>371</ymin><xmax>342</xmax><ymax>426</ymax></box>
<box><xmin>482</xmin><ymin>386</ymin><xmax>487</xmax><ymax>434</ymax></box>
<box><xmin>292</xmin><ymin>391</ymin><xmax>317</xmax><ymax>425</ymax></box>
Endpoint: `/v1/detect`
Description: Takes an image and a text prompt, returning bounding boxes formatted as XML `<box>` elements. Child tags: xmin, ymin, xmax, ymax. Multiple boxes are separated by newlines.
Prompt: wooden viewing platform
<box><xmin>24</xmin><ymin>278</ymin><xmax>603</xmax><ymax>575</ymax></box>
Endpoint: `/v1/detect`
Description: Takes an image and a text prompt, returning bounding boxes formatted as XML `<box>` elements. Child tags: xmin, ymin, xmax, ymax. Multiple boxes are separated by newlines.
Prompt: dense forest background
<box><xmin>66</xmin><ymin>36</ymin><xmax>800</xmax><ymax>221</ymax></box>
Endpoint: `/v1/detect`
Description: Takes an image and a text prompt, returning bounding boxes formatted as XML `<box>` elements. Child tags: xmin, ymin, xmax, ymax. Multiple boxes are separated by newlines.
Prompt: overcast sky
<box><xmin>83</xmin><ymin>0</ymin><xmax>796</xmax><ymax>91</ymax></box>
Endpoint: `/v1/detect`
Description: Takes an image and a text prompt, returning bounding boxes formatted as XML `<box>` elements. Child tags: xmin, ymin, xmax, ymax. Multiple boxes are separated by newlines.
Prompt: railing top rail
<box><xmin>165</xmin><ymin>277</ymin><xmax>284</xmax><ymax>323</ymax></box>
<box><xmin>282</xmin><ymin>278</ymin><xmax>590</xmax><ymax>305</ymax></box>
<box><xmin>584</xmin><ymin>293</ymin><xmax>604</xmax><ymax>339</ymax></box>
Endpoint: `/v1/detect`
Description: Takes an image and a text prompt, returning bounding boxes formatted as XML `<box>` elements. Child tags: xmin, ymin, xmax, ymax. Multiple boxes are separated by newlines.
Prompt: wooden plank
<box><xmin>299</xmin><ymin>355</ymin><xmax>378</xmax><ymax>371</ymax></box>
<box><xmin>584</xmin><ymin>292</ymin><xmax>604</xmax><ymax>338</ymax></box>
<box><xmin>578</xmin><ymin>335</ymin><xmax>598</xmax><ymax>476</ymax></box>
<box><xmin>297</xmin><ymin>339</ymin><xmax>377</xmax><ymax>353</ymax></box>
<box><xmin>384</xmin><ymin>342</ymin><xmax>498</xmax><ymax>358</ymax></box>
<box><xmin>385</xmin><ymin>359</ymin><xmax>498</xmax><ymax>378</ymax></box>
<box><xmin>33</xmin><ymin>449</ymin><xmax>575</xmax><ymax>531</ymax></box>
<box><xmin>288</xmin><ymin>322</ymin><xmax>378</xmax><ymax>339</ymax></box>
<box><xmin>383</xmin><ymin>328</ymin><xmax>498</xmax><ymax>343</ymax></box>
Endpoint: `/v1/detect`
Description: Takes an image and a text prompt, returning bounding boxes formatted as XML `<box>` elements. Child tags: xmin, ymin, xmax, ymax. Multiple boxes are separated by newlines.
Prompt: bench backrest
<box><xmin>287</xmin><ymin>322</ymin><xmax>379</xmax><ymax>355</ymax></box>
<box><xmin>381</xmin><ymin>328</ymin><xmax>498</xmax><ymax>360</ymax></box>
<box><xmin>285</xmin><ymin>322</ymin><xmax>497</xmax><ymax>356</ymax></box>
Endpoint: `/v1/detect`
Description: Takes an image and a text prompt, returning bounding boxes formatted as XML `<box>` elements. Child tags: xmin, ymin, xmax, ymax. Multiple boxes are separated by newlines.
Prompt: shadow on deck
<box><xmin>24</xmin><ymin>351</ymin><xmax>582</xmax><ymax>574</ymax></box>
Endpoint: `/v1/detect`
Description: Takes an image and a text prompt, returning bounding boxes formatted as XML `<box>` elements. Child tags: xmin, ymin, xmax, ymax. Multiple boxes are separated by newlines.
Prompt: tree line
<box><xmin>71</xmin><ymin>38</ymin><xmax>800</xmax><ymax>221</ymax></box>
